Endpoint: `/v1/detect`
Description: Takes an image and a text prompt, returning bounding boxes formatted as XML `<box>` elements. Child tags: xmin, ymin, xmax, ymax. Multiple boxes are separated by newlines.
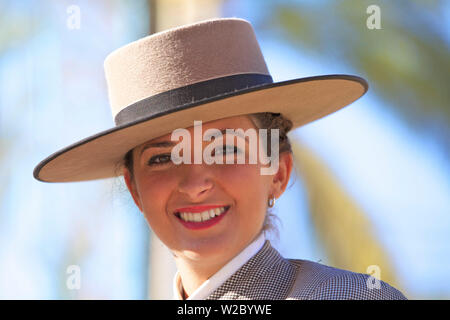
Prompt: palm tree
<box><xmin>256</xmin><ymin>0</ymin><xmax>449</xmax><ymax>296</ymax></box>
<box><xmin>260</xmin><ymin>0</ymin><xmax>450</xmax><ymax>156</ymax></box>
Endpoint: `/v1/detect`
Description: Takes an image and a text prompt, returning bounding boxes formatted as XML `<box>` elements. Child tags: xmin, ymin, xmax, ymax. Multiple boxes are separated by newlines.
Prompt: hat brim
<box><xmin>34</xmin><ymin>74</ymin><xmax>367</xmax><ymax>182</ymax></box>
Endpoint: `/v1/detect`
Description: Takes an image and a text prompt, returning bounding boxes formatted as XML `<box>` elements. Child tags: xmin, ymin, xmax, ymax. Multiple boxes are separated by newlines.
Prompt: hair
<box><xmin>121</xmin><ymin>112</ymin><xmax>293</xmax><ymax>238</ymax></box>
<box><xmin>248</xmin><ymin>112</ymin><xmax>293</xmax><ymax>238</ymax></box>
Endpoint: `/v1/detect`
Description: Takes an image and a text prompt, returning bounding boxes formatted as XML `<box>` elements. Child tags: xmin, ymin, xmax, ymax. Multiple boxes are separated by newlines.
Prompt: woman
<box><xmin>34</xmin><ymin>18</ymin><xmax>406</xmax><ymax>300</ymax></box>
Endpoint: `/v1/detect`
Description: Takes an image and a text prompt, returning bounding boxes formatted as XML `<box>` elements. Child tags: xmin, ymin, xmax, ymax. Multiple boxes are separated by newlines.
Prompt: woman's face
<box><xmin>124</xmin><ymin>115</ymin><xmax>292</xmax><ymax>266</ymax></box>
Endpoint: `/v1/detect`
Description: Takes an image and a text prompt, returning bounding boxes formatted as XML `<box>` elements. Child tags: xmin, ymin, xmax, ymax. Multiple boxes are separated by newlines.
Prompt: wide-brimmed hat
<box><xmin>33</xmin><ymin>17</ymin><xmax>367</xmax><ymax>183</ymax></box>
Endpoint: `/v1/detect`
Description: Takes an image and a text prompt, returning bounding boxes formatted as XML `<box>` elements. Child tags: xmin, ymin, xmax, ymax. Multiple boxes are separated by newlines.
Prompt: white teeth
<box><xmin>178</xmin><ymin>206</ymin><xmax>228</xmax><ymax>223</ymax></box>
<box><xmin>201</xmin><ymin>211</ymin><xmax>210</xmax><ymax>221</ymax></box>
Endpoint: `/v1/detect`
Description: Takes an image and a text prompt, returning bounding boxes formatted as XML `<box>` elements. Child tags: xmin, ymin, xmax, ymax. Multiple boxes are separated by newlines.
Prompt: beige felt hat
<box><xmin>33</xmin><ymin>17</ymin><xmax>368</xmax><ymax>183</ymax></box>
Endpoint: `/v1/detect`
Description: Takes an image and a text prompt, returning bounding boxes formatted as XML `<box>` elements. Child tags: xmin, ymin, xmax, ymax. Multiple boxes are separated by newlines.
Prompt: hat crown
<box><xmin>104</xmin><ymin>18</ymin><xmax>270</xmax><ymax>118</ymax></box>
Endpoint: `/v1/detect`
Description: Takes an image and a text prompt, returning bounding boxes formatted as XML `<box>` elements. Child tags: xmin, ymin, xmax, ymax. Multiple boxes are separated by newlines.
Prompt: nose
<box><xmin>177</xmin><ymin>164</ymin><xmax>214</xmax><ymax>201</ymax></box>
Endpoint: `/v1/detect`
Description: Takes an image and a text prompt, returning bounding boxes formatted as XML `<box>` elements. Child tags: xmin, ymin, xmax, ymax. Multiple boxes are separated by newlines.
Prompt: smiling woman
<box><xmin>33</xmin><ymin>18</ymin><xmax>406</xmax><ymax>300</ymax></box>
<box><xmin>121</xmin><ymin>114</ymin><xmax>294</xmax><ymax>298</ymax></box>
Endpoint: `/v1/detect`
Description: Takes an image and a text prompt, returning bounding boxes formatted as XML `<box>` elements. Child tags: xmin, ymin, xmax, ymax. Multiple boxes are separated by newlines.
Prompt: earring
<box><xmin>268</xmin><ymin>196</ymin><xmax>276</xmax><ymax>208</ymax></box>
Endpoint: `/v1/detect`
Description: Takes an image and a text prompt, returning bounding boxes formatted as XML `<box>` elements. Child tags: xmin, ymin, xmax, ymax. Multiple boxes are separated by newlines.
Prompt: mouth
<box><xmin>174</xmin><ymin>205</ymin><xmax>230</xmax><ymax>230</ymax></box>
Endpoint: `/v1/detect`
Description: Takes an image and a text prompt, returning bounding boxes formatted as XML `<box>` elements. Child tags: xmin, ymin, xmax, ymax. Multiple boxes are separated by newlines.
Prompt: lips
<box><xmin>174</xmin><ymin>205</ymin><xmax>230</xmax><ymax>230</ymax></box>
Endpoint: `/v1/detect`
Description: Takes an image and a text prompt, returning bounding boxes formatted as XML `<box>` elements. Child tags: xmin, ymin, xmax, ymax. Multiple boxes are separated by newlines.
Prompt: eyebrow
<box><xmin>139</xmin><ymin>141</ymin><xmax>177</xmax><ymax>156</ymax></box>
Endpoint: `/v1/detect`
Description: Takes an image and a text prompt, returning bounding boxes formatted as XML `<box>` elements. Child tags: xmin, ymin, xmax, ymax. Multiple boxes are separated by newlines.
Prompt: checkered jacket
<box><xmin>206</xmin><ymin>241</ymin><xmax>407</xmax><ymax>300</ymax></box>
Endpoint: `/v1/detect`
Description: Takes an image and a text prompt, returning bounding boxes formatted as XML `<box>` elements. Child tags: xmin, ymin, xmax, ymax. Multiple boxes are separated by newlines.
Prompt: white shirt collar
<box><xmin>173</xmin><ymin>233</ymin><xmax>266</xmax><ymax>300</ymax></box>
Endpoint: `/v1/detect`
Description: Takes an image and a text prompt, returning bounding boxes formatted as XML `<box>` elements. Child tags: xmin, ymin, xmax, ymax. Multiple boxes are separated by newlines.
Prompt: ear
<box><xmin>123</xmin><ymin>167</ymin><xmax>143</xmax><ymax>212</ymax></box>
<box><xmin>271</xmin><ymin>152</ymin><xmax>293</xmax><ymax>199</ymax></box>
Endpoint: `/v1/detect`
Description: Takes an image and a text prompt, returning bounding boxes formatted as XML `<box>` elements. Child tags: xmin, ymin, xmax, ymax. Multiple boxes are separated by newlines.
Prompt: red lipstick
<box><xmin>175</xmin><ymin>205</ymin><xmax>230</xmax><ymax>230</ymax></box>
<box><xmin>175</xmin><ymin>204</ymin><xmax>226</xmax><ymax>213</ymax></box>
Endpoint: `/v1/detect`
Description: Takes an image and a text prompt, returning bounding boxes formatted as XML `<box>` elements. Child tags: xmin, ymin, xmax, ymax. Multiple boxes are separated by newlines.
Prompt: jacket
<box><xmin>206</xmin><ymin>240</ymin><xmax>407</xmax><ymax>300</ymax></box>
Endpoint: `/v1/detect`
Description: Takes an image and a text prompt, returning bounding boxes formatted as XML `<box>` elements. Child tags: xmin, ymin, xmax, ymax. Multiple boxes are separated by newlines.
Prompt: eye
<box><xmin>147</xmin><ymin>153</ymin><xmax>172</xmax><ymax>166</ymax></box>
<box><xmin>214</xmin><ymin>145</ymin><xmax>241</xmax><ymax>156</ymax></box>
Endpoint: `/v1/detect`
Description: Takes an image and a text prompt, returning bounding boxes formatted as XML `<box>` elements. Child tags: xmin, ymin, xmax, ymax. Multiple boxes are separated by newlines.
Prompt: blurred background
<box><xmin>0</xmin><ymin>0</ymin><xmax>449</xmax><ymax>299</ymax></box>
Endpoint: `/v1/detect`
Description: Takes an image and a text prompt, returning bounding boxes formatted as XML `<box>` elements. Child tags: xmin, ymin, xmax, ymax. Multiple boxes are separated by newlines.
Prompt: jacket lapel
<box><xmin>206</xmin><ymin>241</ymin><xmax>297</xmax><ymax>300</ymax></box>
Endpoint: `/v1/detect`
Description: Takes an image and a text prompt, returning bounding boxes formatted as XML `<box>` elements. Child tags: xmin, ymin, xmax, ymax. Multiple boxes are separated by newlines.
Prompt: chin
<box><xmin>177</xmin><ymin>232</ymin><xmax>239</xmax><ymax>262</ymax></box>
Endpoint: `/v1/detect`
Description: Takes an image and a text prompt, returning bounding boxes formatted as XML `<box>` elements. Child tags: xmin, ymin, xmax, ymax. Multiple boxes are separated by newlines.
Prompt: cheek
<box><xmin>134</xmin><ymin>171</ymin><xmax>175</xmax><ymax>220</ymax></box>
<box><xmin>218</xmin><ymin>162</ymin><xmax>270</xmax><ymax>191</ymax></box>
<box><xmin>215</xmin><ymin>163</ymin><xmax>271</xmax><ymax>215</ymax></box>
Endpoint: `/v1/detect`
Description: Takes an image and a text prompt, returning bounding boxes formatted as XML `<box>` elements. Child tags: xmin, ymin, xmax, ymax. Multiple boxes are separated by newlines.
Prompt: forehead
<box><xmin>137</xmin><ymin>114</ymin><xmax>255</xmax><ymax>147</ymax></box>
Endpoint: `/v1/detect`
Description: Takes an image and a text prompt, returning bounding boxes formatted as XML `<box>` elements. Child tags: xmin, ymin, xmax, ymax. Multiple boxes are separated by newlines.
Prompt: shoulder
<box><xmin>287</xmin><ymin>259</ymin><xmax>407</xmax><ymax>300</ymax></box>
